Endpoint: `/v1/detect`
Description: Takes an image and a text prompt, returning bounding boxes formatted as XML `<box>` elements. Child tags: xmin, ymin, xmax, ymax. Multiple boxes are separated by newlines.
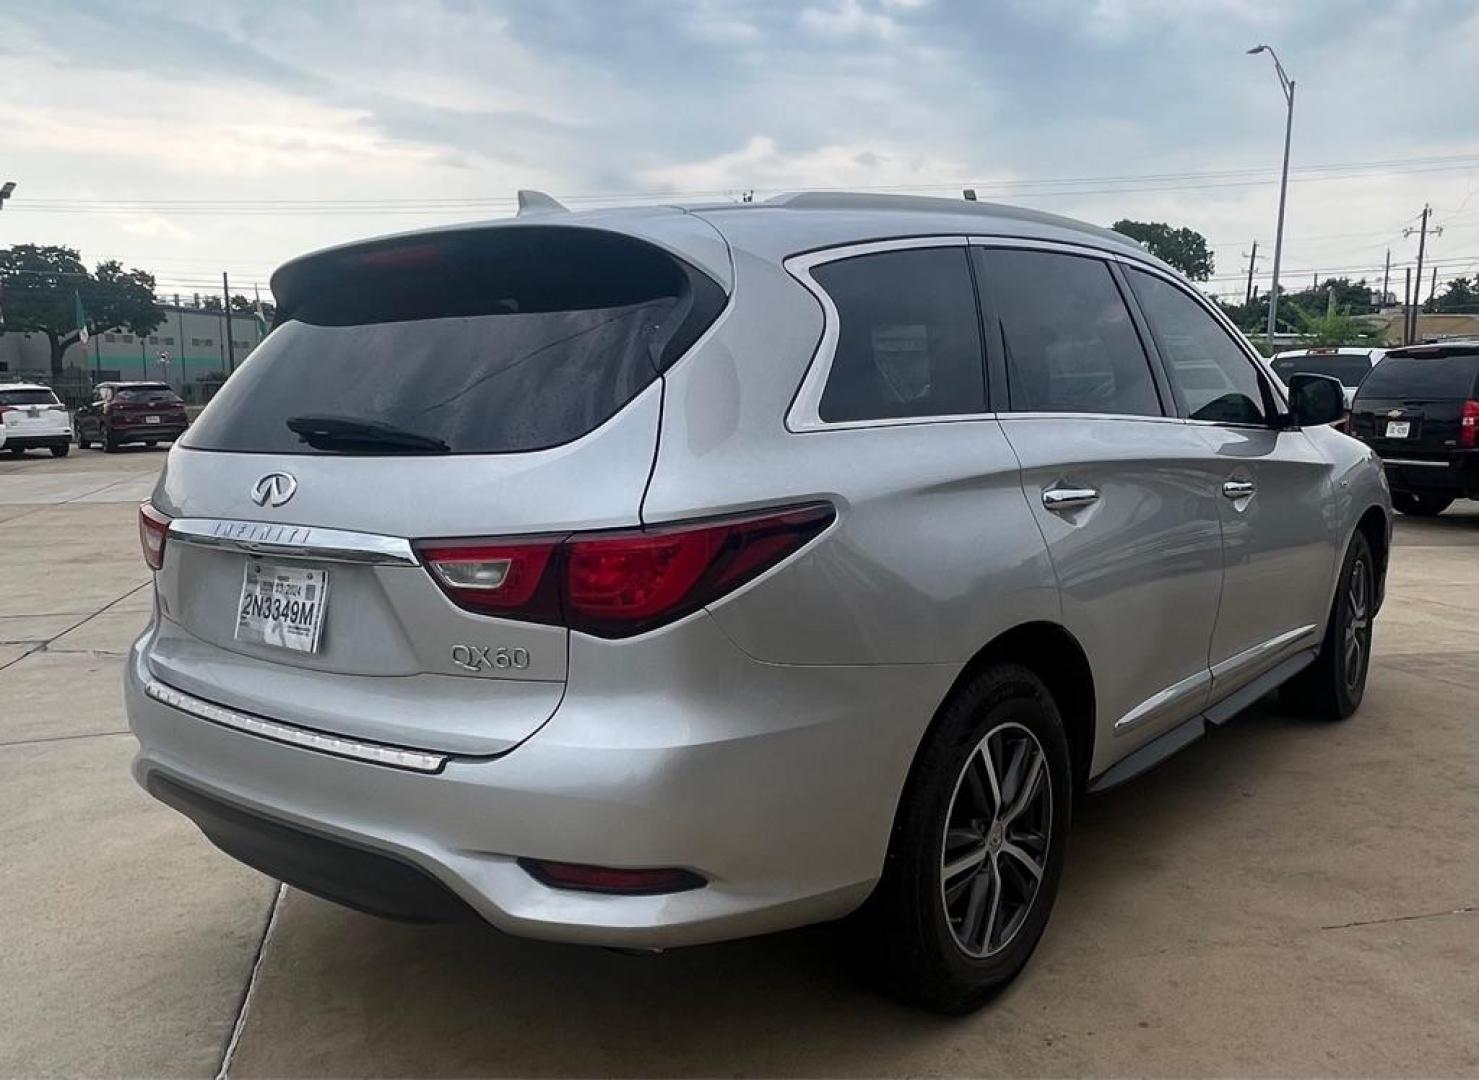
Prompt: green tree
<box><xmin>0</xmin><ymin>245</ymin><xmax>163</xmax><ymax>378</ymax></box>
<box><xmin>1294</xmin><ymin>309</ymin><xmax>1383</xmax><ymax>348</ymax></box>
<box><xmin>1425</xmin><ymin>276</ymin><xmax>1477</xmax><ymax>314</ymax></box>
<box><xmin>1110</xmin><ymin>220</ymin><xmax>1215</xmax><ymax>280</ymax></box>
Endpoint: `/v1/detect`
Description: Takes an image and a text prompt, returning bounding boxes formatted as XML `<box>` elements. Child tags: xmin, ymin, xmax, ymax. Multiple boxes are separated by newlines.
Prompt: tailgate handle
<box><xmin>1043</xmin><ymin>486</ymin><xmax>1100</xmax><ymax>512</ymax></box>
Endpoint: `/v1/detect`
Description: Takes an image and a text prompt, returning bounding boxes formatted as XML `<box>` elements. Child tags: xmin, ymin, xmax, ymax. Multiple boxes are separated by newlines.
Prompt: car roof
<box><xmin>271</xmin><ymin>190</ymin><xmax>1180</xmax><ymax>306</ymax></box>
<box><xmin>97</xmin><ymin>381</ymin><xmax>172</xmax><ymax>388</ymax></box>
<box><xmin>0</xmin><ymin>383</ymin><xmax>55</xmax><ymax>392</ymax></box>
<box><xmin>1271</xmin><ymin>348</ymin><xmax>1380</xmax><ymax>359</ymax></box>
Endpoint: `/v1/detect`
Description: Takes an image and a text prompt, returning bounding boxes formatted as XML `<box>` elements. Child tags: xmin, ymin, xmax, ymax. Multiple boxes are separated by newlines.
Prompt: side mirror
<box><xmin>1288</xmin><ymin>373</ymin><xmax>1345</xmax><ymax>428</ymax></box>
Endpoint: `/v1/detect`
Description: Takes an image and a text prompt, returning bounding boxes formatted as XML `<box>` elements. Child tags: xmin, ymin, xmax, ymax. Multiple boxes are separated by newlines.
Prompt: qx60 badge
<box><xmin>251</xmin><ymin>472</ymin><xmax>298</xmax><ymax>507</ymax></box>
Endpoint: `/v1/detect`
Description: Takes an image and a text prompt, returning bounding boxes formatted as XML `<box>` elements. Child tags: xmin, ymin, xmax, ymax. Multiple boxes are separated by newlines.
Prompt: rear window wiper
<box><xmin>285</xmin><ymin>414</ymin><xmax>451</xmax><ymax>454</ymax></box>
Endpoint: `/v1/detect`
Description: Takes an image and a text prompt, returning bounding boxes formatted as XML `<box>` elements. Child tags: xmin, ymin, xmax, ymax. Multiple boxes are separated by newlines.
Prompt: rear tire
<box><xmin>851</xmin><ymin>663</ymin><xmax>1072</xmax><ymax>1014</ymax></box>
<box><xmin>76</xmin><ymin>429</ymin><xmax>90</xmax><ymax>450</ymax></box>
<box><xmin>103</xmin><ymin>428</ymin><xmax>120</xmax><ymax>454</ymax></box>
<box><xmin>1283</xmin><ymin>532</ymin><xmax>1374</xmax><ymax>721</ymax></box>
<box><xmin>1391</xmin><ymin>492</ymin><xmax>1451</xmax><ymax>517</ymax></box>
<box><xmin>6</xmin><ymin>446</ymin><xmax>24</xmax><ymax>456</ymax></box>
<box><xmin>50</xmin><ymin>442</ymin><xmax>70</xmax><ymax>458</ymax></box>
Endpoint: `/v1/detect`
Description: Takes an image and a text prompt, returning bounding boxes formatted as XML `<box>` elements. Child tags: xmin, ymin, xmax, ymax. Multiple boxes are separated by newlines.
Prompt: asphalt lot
<box><xmin>2</xmin><ymin>446</ymin><xmax>1475</xmax><ymax>1078</ymax></box>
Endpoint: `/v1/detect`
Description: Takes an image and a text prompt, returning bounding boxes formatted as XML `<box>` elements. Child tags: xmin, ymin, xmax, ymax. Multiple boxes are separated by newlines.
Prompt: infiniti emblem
<box><xmin>250</xmin><ymin>472</ymin><xmax>298</xmax><ymax>508</ymax></box>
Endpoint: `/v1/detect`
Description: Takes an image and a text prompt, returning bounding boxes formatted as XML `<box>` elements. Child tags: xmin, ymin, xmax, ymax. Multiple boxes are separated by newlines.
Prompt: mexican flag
<box><xmin>74</xmin><ymin>292</ymin><xmax>89</xmax><ymax>346</ymax></box>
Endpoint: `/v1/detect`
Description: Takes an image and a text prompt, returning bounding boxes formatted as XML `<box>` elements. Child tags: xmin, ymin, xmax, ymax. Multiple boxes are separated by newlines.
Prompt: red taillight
<box><xmin>138</xmin><ymin>503</ymin><xmax>171</xmax><ymax>570</ymax></box>
<box><xmin>416</xmin><ymin>503</ymin><xmax>834</xmax><ymax>637</ymax></box>
<box><xmin>518</xmin><ymin>858</ymin><xmax>704</xmax><ymax>895</ymax></box>
<box><xmin>1461</xmin><ymin>400</ymin><xmax>1479</xmax><ymax>449</ymax></box>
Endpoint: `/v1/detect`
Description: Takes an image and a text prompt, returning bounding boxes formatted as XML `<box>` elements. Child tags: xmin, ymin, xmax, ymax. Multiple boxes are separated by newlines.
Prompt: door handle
<box><xmin>1043</xmin><ymin>486</ymin><xmax>1100</xmax><ymax>511</ymax></box>
<box><xmin>1222</xmin><ymin>479</ymin><xmax>1256</xmax><ymax>500</ymax></box>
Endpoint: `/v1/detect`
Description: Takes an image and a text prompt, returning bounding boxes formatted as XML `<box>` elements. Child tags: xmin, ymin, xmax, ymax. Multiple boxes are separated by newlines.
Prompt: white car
<box><xmin>1269</xmin><ymin>348</ymin><xmax>1385</xmax><ymax>410</ymax></box>
<box><xmin>0</xmin><ymin>384</ymin><xmax>74</xmax><ymax>457</ymax></box>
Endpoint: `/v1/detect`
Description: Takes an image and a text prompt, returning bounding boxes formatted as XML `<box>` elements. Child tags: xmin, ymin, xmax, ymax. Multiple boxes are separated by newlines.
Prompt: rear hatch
<box><xmin>1349</xmin><ymin>349</ymin><xmax>1479</xmax><ymax>458</ymax></box>
<box><xmin>147</xmin><ymin>224</ymin><xmax>726</xmax><ymax>755</ymax></box>
<box><xmin>0</xmin><ymin>387</ymin><xmax>69</xmax><ymax>437</ymax></box>
<box><xmin>111</xmin><ymin>385</ymin><xmax>187</xmax><ymax>428</ymax></box>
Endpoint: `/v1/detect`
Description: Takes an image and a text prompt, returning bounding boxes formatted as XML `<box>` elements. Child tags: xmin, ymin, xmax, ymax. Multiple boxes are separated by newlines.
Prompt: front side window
<box><xmin>813</xmin><ymin>247</ymin><xmax>986</xmax><ymax>423</ymax></box>
<box><xmin>1128</xmin><ymin>268</ymin><xmax>1268</xmax><ymax>425</ymax></box>
<box><xmin>979</xmin><ymin>249</ymin><xmax>1161</xmax><ymax>417</ymax></box>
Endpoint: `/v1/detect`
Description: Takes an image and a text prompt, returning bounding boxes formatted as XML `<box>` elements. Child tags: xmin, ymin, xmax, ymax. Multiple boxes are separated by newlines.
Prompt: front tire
<box><xmin>76</xmin><ymin>429</ymin><xmax>90</xmax><ymax>450</ymax></box>
<box><xmin>1283</xmin><ymin>532</ymin><xmax>1374</xmax><ymax>721</ymax></box>
<box><xmin>103</xmin><ymin>427</ymin><xmax>120</xmax><ymax>453</ymax></box>
<box><xmin>855</xmin><ymin>663</ymin><xmax>1072</xmax><ymax>1014</ymax></box>
<box><xmin>50</xmin><ymin>442</ymin><xmax>70</xmax><ymax>458</ymax></box>
<box><xmin>1391</xmin><ymin>492</ymin><xmax>1451</xmax><ymax>517</ymax></box>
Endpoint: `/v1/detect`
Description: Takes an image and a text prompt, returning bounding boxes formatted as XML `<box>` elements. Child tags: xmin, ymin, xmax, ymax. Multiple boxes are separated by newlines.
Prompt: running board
<box><xmin>1087</xmin><ymin>647</ymin><xmax>1319</xmax><ymax>794</ymax></box>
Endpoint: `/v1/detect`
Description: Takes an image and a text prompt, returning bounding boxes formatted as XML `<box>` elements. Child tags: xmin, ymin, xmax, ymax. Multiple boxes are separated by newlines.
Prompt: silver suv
<box><xmin>126</xmin><ymin>193</ymin><xmax>1390</xmax><ymax>1012</ymax></box>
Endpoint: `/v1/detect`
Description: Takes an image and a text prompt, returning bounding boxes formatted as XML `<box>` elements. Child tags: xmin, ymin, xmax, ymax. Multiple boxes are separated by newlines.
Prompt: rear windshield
<box><xmin>1355</xmin><ymin>355</ymin><xmax>1479</xmax><ymax>400</ymax></box>
<box><xmin>115</xmin><ymin>386</ymin><xmax>181</xmax><ymax>404</ymax></box>
<box><xmin>184</xmin><ymin>227</ymin><xmax>726</xmax><ymax>455</ymax></box>
<box><xmin>1271</xmin><ymin>355</ymin><xmax>1373</xmax><ymax>386</ymax></box>
<box><xmin>0</xmin><ymin>388</ymin><xmax>60</xmax><ymax>406</ymax></box>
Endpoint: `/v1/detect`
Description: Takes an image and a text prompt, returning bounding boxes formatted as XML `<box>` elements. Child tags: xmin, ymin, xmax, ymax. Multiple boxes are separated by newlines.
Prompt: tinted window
<box><xmin>185</xmin><ymin>227</ymin><xmax>726</xmax><ymax>455</ymax></box>
<box><xmin>1356</xmin><ymin>355</ymin><xmax>1479</xmax><ymax>399</ymax></box>
<box><xmin>980</xmin><ymin>249</ymin><xmax>1160</xmax><ymax>416</ymax></box>
<box><xmin>814</xmin><ymin>248</ymin><xmax>985</xmax><ymax>422</ymax></box>
<box><xmin>1271</xmin><ymin>355</ymin><xmax>1374</xmax><ymax>387</ymax></box>
<box><xmin>0</xmin><ymin>388</ymin><xmax>60</xmax><ymax>406</ymax></box>
<box><xmin>1128</xmin><ymin>269</ymin><xmax>1267</xmax><ymax>425</ymax></box>
<box><xmin>115</xmin><ymin>386</ymin><xmax>181</xmax><ymax>404</ymax></box>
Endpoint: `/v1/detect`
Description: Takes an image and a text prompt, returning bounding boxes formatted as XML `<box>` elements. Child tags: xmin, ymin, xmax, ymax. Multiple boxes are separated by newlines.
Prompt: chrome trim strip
<box><xmin>144</xmin><ymin>679</ymin><xmax>448</xmax><ymax>773</ymax></box>
<box><xmin>169</xmin><ymin>517</ymin><xmax>419</xmax><ymax>566</ymax></box>
<box><xmin>1114</xmin><ymin>668</ymin><xmax>1212</xmax><ymax>734</ymax></box>
<box><xmin>1210</xmin><ymin>624</ymin><xmax>1319</xmax><ymax>683</ymax></box>
<box><xmin>784</xmin><ymin>236</ymin><xmax>970</xmax><ymax>433</ymax></box>
<box><xmin>1381</xmin><ymin>458</ymin><xmax>1449</xmax><ymax>468</ymax></box>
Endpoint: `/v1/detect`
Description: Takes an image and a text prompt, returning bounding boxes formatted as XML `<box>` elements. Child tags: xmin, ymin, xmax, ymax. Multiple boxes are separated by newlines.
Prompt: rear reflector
<box><xmin>138</xmin><ymin>503</ymin><xmax>172</xmax><ymax>571</ymax></box>
<box><xmin>416</xmin><ymin>503</ymin><xmax>834</xmax><ymax>637</ymax></box>
<box><xmin>1461</xmin><ymin>400</ymin><xmax>1478</xmax><ymax>449</ymax></box>
<box><xmin>518</xmin><ymin>858</ymin><xmax>705</xmax><ymax>896</ymax></box>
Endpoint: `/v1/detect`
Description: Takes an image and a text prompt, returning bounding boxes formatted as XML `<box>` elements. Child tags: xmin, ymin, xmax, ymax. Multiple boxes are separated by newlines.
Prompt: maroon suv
<box><xmin>75</xmin><ymin>382</ymin><xmax>190</xmax><ymax>452</ymax></box>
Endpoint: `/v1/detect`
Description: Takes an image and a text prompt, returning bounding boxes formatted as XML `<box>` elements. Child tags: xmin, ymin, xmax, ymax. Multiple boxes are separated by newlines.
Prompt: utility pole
<box><xmin>1430</xmin><ymin>265</ymin><xmax>1438</xmax><ymax>304</ymax></box>
<box><xmin>1403</xmin><ymin>267</ymin><xmax>1413</xmax><ymax>345</ymax></box>
<box><xmin>1404</xmin><ymin>205</ymin><xmax>1443</xmax><ymax>347</ymax></box>
<box><xmin>1243</xmin><ymin>240</ymin><xmax>1260</xmax><ymax>305</ymax></box>
<box><xmin>1382</xmin><ymin>249</ymin><xmax>1390</xmax><ymax>307</ymax></box>
<box><xmin>1247</xmin><ymin>45</ymin><xmax>1295</xmax><ymax>347</ymax></box>
<box><xmin>222</xmin><ymin>272</ymin><xmax>236</xmax><ymax>374</ymax></box>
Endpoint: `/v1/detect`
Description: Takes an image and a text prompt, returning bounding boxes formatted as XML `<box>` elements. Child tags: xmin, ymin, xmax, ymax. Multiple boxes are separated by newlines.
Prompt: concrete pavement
<box><xmin>2</xmin><ymin>445</ymin><xmax>1475</xmax><ymax>1077</ymax></box>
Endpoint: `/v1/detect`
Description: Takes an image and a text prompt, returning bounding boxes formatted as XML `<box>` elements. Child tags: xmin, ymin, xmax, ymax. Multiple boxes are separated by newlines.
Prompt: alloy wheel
<box><xmin>1342</xmin><ymin>555</ymin><xmax>1371</xmax><ymax>691</ymax></box>
<box><xmin>940</xmin><ymin>721</ymin><xmax>1052</xmax><ymax>958</ymax></box>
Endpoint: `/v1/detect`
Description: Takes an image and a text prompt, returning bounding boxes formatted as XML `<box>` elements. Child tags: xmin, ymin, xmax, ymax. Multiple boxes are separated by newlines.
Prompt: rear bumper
<box><xmin>126</xmin><ymin>614</ymin><xmax>958</xmax><ymax>947</ymax></box>
<box><xmin>2</xmin><ymin>432</ymin><xmax>72</xmax><ymax>448</ymax></box>
<box><xmin>110</xmin><ymin>423</ymin><xmax>188</xmax><ymax>441</ymax></box>
<box><xmin>1380</xmin><ymin>451</ymin><xmax>1479</xmax><ymax>496</ymax></box>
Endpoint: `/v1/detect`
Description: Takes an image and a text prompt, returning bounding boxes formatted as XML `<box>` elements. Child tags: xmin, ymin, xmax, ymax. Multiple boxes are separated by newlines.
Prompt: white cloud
<box><xmin>800</xmin><ymin>0</ymin><xmax>900</xmax><ymax>41</ymax></box>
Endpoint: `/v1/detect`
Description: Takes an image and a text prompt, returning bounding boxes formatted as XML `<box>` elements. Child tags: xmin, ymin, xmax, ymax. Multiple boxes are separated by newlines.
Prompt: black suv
<box><xmin>1349</xmin><ymin>343</ymin><xmax>1479</xmax><ymax>516</ymax></box>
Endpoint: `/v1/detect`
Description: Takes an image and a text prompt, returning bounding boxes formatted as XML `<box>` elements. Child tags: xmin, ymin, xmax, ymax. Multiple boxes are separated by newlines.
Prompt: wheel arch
<box><xmin>1353</xmin><ymin>504</ymin><xmax>1390</xmax><ymax>613</ymax></box>
<box><xmin>931</xmin><ymin>622</ymin><xmax>1096</xmax><ymax>795</ymax></box>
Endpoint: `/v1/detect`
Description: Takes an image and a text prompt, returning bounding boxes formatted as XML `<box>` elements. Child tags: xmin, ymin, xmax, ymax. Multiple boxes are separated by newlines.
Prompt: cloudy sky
<box><xmin>3</xmin><ymin>0</ymin><xmax>1478</xmax><ymax>303</ymax></box>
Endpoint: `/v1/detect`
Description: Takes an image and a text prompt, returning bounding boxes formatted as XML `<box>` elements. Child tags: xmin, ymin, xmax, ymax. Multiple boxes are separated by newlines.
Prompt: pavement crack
<box><xmin>1320</xmin><ymin>905</ymin><xmax>1478</xmax><ymax>931</ymax></box>
<box><xmin>0</xmin><ymin>730</ymin><xmax>132</xmax><ymax>748</ymax></box>
<box><xmin>216</xmin><ymin>882</ymin><xmax>286</xmax><ymax>1080</ymax></box>
<box><xmin>0</xmin><ymin>582</ymin><xmax>150</xmax><ymax>673</ymax></box>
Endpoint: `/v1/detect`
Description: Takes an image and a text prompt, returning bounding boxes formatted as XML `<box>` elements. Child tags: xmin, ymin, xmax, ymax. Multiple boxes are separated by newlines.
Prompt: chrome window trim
<box><xmin>997</xmin><ymin>411</ymin><xmax>1186</xmax><ymax>425</ymax></box>
<box><xmin>784</xmin><ymin>236</ymin><xmax>972</xmax><ymax>433</ymax></box>
<box><xmin>168</xmin><ymin>517</ymin><xmax>419</xmax><ymax>567</ymax></box>
<box><xmin>1381</xmin><ymin>458</ymin><xmax>1450</xmax><ymax>468</ymax></box>
<box><xmin>144</xmin><ymin>679</ymin><xmax>448</xmax><ymax>773</ymax></box>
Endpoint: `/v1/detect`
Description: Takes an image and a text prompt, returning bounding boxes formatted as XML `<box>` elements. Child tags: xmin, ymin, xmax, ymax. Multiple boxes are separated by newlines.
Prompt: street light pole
<box><xmin>1248</xmin><ymin>45</ymin><xmax>1294</xmax><ymax>348</ymax></box>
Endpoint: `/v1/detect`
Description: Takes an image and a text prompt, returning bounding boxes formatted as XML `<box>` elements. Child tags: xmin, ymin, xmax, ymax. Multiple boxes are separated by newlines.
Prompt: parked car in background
<box><xmin>125</xmin><ymin>194</ymin><xmax>1390</xmax><ymax>1014</ymax></box>
<box><xmin>1349</xmin><ymin>341</ymin><xmax>1479</xmax><ymax>516</ymax></box>
<box><xmin>1270</xmin><ymin>347</ymin><xmax>1385</xmax><ymax>410</ymax></box>
<box><xmin>0</xmin><ymin>383</ymin><xmax>73</xmax><ymax>457</ymax></box>
<box><xmin>74</xmin><ymin>381</ymin><xmax>189</xmax><ymax>452</ymax></box>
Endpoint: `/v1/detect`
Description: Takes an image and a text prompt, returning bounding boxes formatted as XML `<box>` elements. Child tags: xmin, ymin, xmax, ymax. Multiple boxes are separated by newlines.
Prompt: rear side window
<box><xmin>1127</xmin><ymin>268</ymin><xmax>1268</xmax><ymax>425</ymax></box>
<box><xmin>978</xmin><ymin>249</ymin><xmax>1161</xmax><ymax>417</ymax></box>
<box><xmin>813</xmin><ymin>247</ymin><xmax>986</xmax><ymax>423</ymax></box>
<box><xmin>1271</xmin><ymin>355</ymin><xmax>1373</xmax><ymax>387</ymax></box>
<box><xmin>0</xmin><ymin>389</ymin><xmax>59</xmax><ymax>406</ymax></box>
<box><xmin>1356</xmin><ymin>356</ymin><xmax>1479</xmax><ymax>399</ymax></box>
<box><xmin>184</xmin><ymin>227</ymin><xmax>726</xmax><ymax>455</ymax></box>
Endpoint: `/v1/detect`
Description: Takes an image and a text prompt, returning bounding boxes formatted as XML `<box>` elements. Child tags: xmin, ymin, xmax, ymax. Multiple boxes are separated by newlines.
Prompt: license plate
<box><xmin>145</xmin><ymin>415</ymin><xmax>162</xmax><ymax>424</ymax></box>
<box><xmin>1385</xmin><ymin>420</ymin><xmax>1410</xmax><ymax>438</ymax></box>
<box><xmin>236</xmin><ymin>562</ymin><xmax>328</xmax><ymax>653</ymax></box>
